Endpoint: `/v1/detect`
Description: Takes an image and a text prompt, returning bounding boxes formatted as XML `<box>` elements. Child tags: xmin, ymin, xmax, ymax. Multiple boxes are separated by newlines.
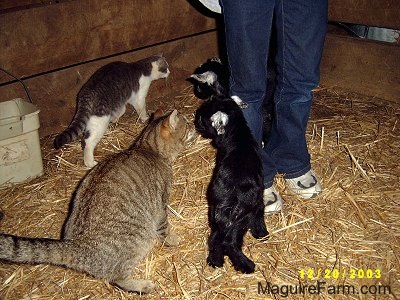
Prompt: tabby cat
<box><xmin>54</xmin><ymin>54</ymin><xmax>170</xmax><ymax>168</ymax></box>
<box><xmin>0</xmin><ymin>109</ymin><xmax>196</xmax><ymax>294</ymax></box>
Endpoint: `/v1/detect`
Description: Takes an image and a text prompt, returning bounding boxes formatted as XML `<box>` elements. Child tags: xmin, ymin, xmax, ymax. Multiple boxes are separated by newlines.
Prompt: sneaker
<box><xmin>285</xmin><ymin>169</ymin><xmax>322</xmax><ymax>199</ymax></box>
<box><xmin>263</xmin><ymin>185</ymin><xmax>283</xmax><ymax>213</ymax></box>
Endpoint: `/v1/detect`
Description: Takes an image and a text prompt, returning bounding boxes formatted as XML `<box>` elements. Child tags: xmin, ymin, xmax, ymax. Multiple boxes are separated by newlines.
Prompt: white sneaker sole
<box><xmin>263</xmin><ymin>186</ymin><xmax>283</xmax><ymax>213</ymax></box>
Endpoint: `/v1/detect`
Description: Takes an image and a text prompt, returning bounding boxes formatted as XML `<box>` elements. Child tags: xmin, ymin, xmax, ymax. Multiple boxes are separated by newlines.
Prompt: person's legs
<box><xmin>264</xmin><ymin>0</ymin><xmax>327</xmax><ymax>198</ymax></box>
<box><xmin>220</xmin><ymin>0</ymin><xmax>327</xmax><ymax>207</ymax></box>
<box><xmin>220</xmin><ymin>0</ymin><xmax>277</xmax><ymax>187</ymax></box>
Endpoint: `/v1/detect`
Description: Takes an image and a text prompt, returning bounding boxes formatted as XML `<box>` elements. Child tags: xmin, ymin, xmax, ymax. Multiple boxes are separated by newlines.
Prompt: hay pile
<box><xmin>0</xmin><ymin>86</ymin><xmax>399</xmax><ymax>299</ymax></box>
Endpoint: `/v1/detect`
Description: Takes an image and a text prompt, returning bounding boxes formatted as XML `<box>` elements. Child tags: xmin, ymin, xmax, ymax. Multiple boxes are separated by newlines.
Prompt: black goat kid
<box><xmin>189</xmin><ymin>57</ymin><xmax>275</xmax><ymax>145</ymax></box>
<box><xmin>194</xmin><ymin>97</ymin><xmax>268</xmax><ymax>273</ymax></box>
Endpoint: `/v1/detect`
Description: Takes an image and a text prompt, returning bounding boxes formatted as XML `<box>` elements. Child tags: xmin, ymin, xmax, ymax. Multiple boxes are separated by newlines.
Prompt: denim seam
<box><xmin>270</xmin><ymin>0</ymin><xmax>286</xmax><ymax>161</ymax></box>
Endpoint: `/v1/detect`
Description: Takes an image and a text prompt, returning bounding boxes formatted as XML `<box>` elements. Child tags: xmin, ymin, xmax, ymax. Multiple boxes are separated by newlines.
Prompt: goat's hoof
<box><xmin>251</xmin><ymin>227</ymin><xmax>269</xmax><ymax>239</ymax></box>
<box><xmin>234</xmin><ymin>259</ymin><xmax>255</xmax><ymax>274</ymax></box>
<box><xmin>207</xmin><ymin>254</ymin><xmax>224</xmax><ymax>268</ymax></box>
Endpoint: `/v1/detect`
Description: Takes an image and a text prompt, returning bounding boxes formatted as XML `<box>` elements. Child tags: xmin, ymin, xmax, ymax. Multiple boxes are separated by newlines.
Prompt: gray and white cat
<box><xmin>54</xmin><ymin>54</ymin><xmax>170</xmax><ymax>168</ymax></box>
<box><xmin>0</xmin><ymin>109</ymin><xmax>196</xmax><ymax>294</ymax></box>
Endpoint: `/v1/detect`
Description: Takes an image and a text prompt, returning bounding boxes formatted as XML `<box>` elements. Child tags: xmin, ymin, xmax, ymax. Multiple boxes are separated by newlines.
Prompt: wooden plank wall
<box><xmin>0</xmin><ymin>0</ymin><xmax>220</xmax><ymax>137</ymax></box>
<box><xmin>320</xmin><ymin>35</ymin><xmax>400</xmax><ymax>102</ymax></box>
<box><xmin>328</xmin><ymin>0</ymin><xmax>400</xmax><ymax>29</ymax></box>
<box><xmin>0</xmin><ymin>0</ymin><xmax>217</xmax><ymax>82</ymax></box>
<box><xmin>324</xmin><ymin>0</ymin><xmax>400</xmax><ymax>102</ymax></box>
<box><xmin>0</xmin><ymin>0</ymin><xmax>399</xmax><ymax>138</ymax></box>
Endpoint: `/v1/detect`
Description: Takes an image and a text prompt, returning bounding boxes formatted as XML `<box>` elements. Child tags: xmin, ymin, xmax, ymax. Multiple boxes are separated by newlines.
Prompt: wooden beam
<box><xmin>0</xmin><ymin>0</ymin><xmax>216</xmax><ymax>83</ymax></box>
<box><xmin>320</xmin><ymin>33</ymin><xmax>400</xmax><ymax>103</ymax></box>
<box><xmin>0</xmin><ymin>0</ymin><xmax>44</xmax><ymax>11</ymax></box>
<box><xmin>0</xmin><ymin>31</ymin><xmax>220</xmax><ymax>137</ymax></box>
<box><xmin>328</xmin><ymin>0</ymin><xmax>400</xmax><ymax>30</ymax></box>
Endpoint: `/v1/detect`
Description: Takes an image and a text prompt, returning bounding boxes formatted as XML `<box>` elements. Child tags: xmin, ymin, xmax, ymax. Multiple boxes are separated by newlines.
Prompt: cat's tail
<box><xmin>0</xmin><ymin>233</ymin><xmax>79</xmax><ymax>268</ymax></box>
<box><xmin>53</xmin><ymin>109</ymin><xmax>88</xmax><ymax>149</ymax></box>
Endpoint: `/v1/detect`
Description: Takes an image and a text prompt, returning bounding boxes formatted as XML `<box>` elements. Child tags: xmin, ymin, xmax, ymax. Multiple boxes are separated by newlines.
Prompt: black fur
<box><xmin>189</xmin><ymin>57</ymin><xmax>276</xmax><ymax>144</ymax></box>
<box><xmin>187</xmin><ymin>57</ymin><xmax>229</xmax><ymax>99</ymax></box>
<box><xmin>194</xmin><ymin>97</ymin><xmax>268</xmax><ymax>273</ymax></box>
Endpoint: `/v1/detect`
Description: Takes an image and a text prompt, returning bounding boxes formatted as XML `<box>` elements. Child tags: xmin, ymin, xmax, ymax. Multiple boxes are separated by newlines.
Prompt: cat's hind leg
<box><xmin>83</xmin><ymin>115</ymin><xmax>110</xmax><ymax>168</ymax></box>
<box><xmin>111</xmin><ymin>251</ymin><xmax>156</xmax><ymax>293</ymax></box>
<box><xmin>157</xmin><ymin>215</ymin><xmax>180</xmax><ymax>246</ymax></box>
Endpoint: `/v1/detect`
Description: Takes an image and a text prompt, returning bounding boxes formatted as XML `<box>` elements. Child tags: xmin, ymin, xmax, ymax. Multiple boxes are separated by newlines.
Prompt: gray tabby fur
<box><xmin>0</xmin><ymin>109</ymin><xmax>196</xmax><ymax>294</ymax></box>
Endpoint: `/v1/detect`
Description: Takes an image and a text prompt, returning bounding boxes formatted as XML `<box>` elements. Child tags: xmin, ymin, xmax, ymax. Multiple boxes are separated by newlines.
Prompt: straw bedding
<box><xmin>0</xmin><ymin>86</ymin><xmax>399</xmax><ymax>299</ymax></box>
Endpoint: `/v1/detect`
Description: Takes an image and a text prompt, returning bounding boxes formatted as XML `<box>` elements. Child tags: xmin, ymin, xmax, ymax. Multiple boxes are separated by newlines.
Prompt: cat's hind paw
<box><xmin>163</xmin><ymin>233</ymin><xmax>181</xmax><ymax>247</ymax></box>
<box><xmin>114</xmin><ymin>278</ymin><xmax>156</xmax><ymax>294</ymax></box>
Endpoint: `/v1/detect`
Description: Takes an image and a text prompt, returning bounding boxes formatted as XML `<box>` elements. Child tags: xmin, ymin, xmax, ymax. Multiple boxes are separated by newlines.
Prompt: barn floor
<box><xmin>0</xmin><ymin>86</ymin><xmax>399</xmax><ymax>299</ymax></box>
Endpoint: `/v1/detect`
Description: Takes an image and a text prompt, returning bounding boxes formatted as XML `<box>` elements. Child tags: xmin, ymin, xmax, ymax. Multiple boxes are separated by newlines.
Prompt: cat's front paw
<box><xmin>139</xmin><ymin>114</ymin><xmax>150</xmax><ymax>122</ymax></box>
<box><xmin>84</xmin><ymin>159</ymin><xmax>98</xmax><ymax>168</ymax></box>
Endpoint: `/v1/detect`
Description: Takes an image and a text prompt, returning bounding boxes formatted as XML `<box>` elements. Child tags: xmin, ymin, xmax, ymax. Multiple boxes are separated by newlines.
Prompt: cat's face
<box><xmin>140</xmin><ymin>110</ymin><xmax>196</xmax><ymax>161</ymax></box>
<box><xmin>151</xmin><ymin>56</ymin><xmax>170</xmax><ymax>80</ymax></box>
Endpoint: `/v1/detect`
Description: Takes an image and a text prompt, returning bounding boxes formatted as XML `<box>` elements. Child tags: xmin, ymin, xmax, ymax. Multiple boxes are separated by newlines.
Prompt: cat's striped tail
<box><xmin>53</xmin><ymin>110</ymin><xmax>88</xmax><ymax>149</ymax></box>
<box><xmin>0</xmin><ymin>233</ymin><xmax>76</xmax><ymax>268</ymax></box>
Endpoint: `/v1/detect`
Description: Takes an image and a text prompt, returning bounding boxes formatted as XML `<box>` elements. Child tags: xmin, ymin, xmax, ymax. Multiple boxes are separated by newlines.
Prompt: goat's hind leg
<box><xmin>207</xmin><ymin>228</ymin><xmax>224</xmax><ymax>268</ymax></box>
<box><xmin>250</xmin><ymin>206</ymin><xmax>269</xmax><ymax>239</ymax></box>
<box><xmin>223</xmin><ymin>224</ymin><xmax>255</xmax><ymax>273</ymax></box>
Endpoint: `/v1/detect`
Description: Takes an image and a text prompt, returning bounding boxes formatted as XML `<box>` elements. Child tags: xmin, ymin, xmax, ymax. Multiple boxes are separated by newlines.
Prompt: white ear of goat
<box><xmin>190</xmin><ymin>71</ymin><xmax>217</xmax><ymax>85</ymax></box>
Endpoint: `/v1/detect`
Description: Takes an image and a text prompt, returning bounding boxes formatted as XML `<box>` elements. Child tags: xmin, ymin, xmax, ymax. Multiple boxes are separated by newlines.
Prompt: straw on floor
<box><xmin>0</xmin><ymin>86</ymin><xmax>399</xmax><ymax>299</ymax></box>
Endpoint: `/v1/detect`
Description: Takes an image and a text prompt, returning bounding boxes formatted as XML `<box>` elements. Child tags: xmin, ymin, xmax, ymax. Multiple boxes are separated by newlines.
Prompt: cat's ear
<box><xmin>167</xmin><ymin>109</ymin><xmax>179</xmax><ymax>130</ymax></box>
<box><xmin>161</xmin><ymin>109</ymin><xmax>179</xmax><ymax>136</ymax></box>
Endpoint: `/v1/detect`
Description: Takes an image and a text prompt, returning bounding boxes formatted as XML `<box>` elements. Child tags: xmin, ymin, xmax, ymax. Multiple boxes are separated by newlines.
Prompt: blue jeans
<box><xmin>219</xmin><ymin>0</ymin><xmax>328</xmax><ymax>187</ymax></box>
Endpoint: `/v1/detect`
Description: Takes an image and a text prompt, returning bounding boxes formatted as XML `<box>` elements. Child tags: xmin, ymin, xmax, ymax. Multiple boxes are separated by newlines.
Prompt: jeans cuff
<box><xmin>283</xmin><ymin>165</ymin><xmax>311</xmax><ymax>179</ymax></box>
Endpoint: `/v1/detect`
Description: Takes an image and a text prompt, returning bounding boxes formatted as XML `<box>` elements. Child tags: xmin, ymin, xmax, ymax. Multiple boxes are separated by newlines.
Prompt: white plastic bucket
<box><xmin>0</xmin><ymin>98</ymin><xmax>43</xmax><ymax>187</ymax></box>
